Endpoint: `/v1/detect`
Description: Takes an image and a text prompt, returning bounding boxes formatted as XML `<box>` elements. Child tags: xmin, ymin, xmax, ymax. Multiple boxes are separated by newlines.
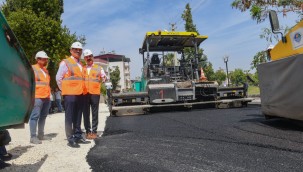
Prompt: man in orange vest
<box><xmin>56</xmin><ymin>42</ymin><xmax>88</xmax><ymax>148</ymax></box>
<box><xmin>29</xmin><ymin>51</ymin><xmax>51</xmax><ymax>144</ymax></box>
<box><xmin>82</xmin><ymin>49</ymin><xmax>107</xmax><ymax>140</ymax></box>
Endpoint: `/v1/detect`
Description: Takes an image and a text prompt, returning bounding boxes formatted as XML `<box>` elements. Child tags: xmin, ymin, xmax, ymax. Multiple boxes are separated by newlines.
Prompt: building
<box><xmin>93</xmin><ymin>58</ymin><xmax>109</xmax><ymax>75</ymax></box>
<box><xmin>94</xmin><ymin>53</ymin><xmax>131</xmax><ymax>92</ymax></box>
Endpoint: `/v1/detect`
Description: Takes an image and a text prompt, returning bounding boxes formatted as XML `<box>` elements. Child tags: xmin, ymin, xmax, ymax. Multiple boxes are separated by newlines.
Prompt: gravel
<box><xmin>3</xmin><ymin>103</ymin><xmax>109</xmax><ymax>172</ymax></box>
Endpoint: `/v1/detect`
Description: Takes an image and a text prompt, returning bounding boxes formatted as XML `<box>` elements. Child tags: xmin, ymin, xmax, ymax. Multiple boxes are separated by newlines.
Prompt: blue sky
<box><xmin>1</xmin><ymin>0</ymin><xmax>299</xmax><ymax>78</ymax></box>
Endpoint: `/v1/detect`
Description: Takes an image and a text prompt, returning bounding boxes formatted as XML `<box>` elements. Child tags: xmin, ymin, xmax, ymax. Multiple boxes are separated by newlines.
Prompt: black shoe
<box><xmin>0</xmin><ymin>160</ymin><xmax>11</xmax><ymax>169</ymax></box>
<box><xmin>67</xmin><ymin>141</ymin><xmax>80</xmax><ymax>148</ymax></box>
<box><xmin>0</xmin><ymin>153</ymin><xmax>12</xmax><ymax>161</ymax></box>
<box><xmin>76</xmin><ymin>138</ymin><xmax>91</xmax><ymax>144</ymax></box>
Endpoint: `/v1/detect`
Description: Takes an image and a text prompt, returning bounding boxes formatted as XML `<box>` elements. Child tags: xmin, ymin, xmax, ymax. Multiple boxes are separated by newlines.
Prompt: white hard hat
<box><xmin>70</xmin><ymin>42</ymin><xmax>83</xmax><ymax>49</ymax></box>
<box><xmin>35</xmin><ymin>51</ymin><xmax>48</xmax><ymax>59</ymax></box>
<box><xmin>83</xmin><ymin>49</ymin><xmax>93</xmax><ymax>57</ymax></box>
<box><xmin>267</xmin><ymin>45</ymin><xmax>274</xmax><ymax>50</ymax></box>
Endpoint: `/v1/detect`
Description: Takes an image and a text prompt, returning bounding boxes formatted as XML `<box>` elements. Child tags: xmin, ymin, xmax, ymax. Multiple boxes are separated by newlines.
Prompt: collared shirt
<box><xmin>56</xmin><ymin>56</ymin><xmax>83</xmax><ymax>90</ymax></box>
<box><xmin>86</xmin><ymin>63</ymin><xmax>107</xmax><ymax>81</ymax></box>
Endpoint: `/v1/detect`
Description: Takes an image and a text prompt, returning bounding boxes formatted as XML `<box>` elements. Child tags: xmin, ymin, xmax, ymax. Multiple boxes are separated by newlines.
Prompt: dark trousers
<box><xmin>83</xmin><ymin>94</ymin><xmax>100</xmax><ymax>133</ymax></box>
<box><xmin>55</xmin><ymin>99</ymin><xmax>63</xmax><ymax>112</ymax></box>
<box><xmin>0</xmin><ymin>146</ymin><xmax>7</xmax><ymax>156</ymax></box>
<box><xmin>64</xmin><ymin>95</ymin><xmax>85</xmax><ymax>142</ymax></box>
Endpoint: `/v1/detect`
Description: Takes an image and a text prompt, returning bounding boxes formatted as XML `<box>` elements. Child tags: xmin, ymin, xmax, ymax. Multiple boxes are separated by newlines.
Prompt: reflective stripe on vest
<box><xmin>85</xmin><ymin>64</ymin><xmax>101</xmax><ymax>95</ymax></box>
<box><xmin>32</xmin><ymin>64</ymin><xmax>50</xmax><ymax>98</ymax></box>
<box><xmin>61</xmin><ymin>57</ymin><xmax>87</xmax><ymax>95</ymax></box>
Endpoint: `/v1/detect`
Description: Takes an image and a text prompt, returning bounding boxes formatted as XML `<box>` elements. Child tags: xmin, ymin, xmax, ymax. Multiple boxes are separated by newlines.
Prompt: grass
<box><xmin>248</xmin><ymin>85</ymin><xmax>260</xmax><ymax>96</ymax></box>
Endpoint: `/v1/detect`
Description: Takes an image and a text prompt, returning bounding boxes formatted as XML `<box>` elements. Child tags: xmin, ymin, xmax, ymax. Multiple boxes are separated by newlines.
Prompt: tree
<box><xmin>163</xmin><ymin>53</ymin><xmax>175</xmax><ymax>66</ymax></box>
<box><xmin>229</xmin><ymin>68</ymin><xmax>247</xmax><ymax>86</ymax></box>
<box><xmin>231</xmin><ymin>0</ymin><xmax>297</xmax><ymax>78</ymax></box>
<box><xmin>2</xmin><ymin>0</ymin><xmax>64</xmax><ymax>21</ymax></box>
<box><xmin>214</xmin><ymin>69</ymin><xmax>227</xmax><ymax>86</ymax></box>
<box><xmin>204</xmin><ymin>62</ymin><xmax>216</xmax><ymax>81</ymax></box>
<box><xmin>250</xmin><ymin>51</ymin><xmax>268</xmax><ymax>70</ymax></box>
<box><xmin>247</xmin><ymin>72</ymin><xmax>259</xmax><ymax>86</ymax></box>
<box><xmin>231</xmin><ymin>0</ymin><xmax>303</xmax><ymax>23</ymax></box>
<box><xmin>181</xmin><ymin>3</ymin><xmax>213</xmax><ymax>77</ymax></box>
<box><xmin>109</xmin><ymin>67</ymin><xmax>120</xmax><ymax>91</ymax></box>
<box><xmin>1</xmin><ymin>0</ymin><xmax>85</xmax><ymax>88</ymax></box>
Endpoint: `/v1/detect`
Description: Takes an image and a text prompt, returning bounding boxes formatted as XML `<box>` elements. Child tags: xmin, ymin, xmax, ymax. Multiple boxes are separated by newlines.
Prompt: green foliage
<box><xmin>181</xmin><ymin>3</ymin><xmax>197</xmax><ymax>33</ymax></box>
<box><xmin>250</xmin><ymin>51</ymin><xmax>268</xmax><ymax>70</ymax></box>
<box><xmin>259</xmin><ymin>26</ymin><xmax>290</xmax><ymax>44</ymax></box>
<box><xmin>248</xmin><ymin>85</ymin><xmax>260</xmax><ymax>95</ymax></box>
<box><xmin>231</xmin><ymin>0</ymin><xmax>303</xmax><ymax>23</ymax></box>
<box><xmin>250</xmin><ymin>4</ymin><xmax>262</xmax><ymax>21</ymax></box>
<box><xmin>247</xmin><ymin>72</ymin><xmax>259</xmax><ymax>86</ymax></box>
<box><xmin>181</xmin><ymin>3</ymin><xmax>214</xmax><ymax>78</ymax></box>
<box><xmin>1</xmin><ymin>0</ymin><xmax>85</xmax><ymax>88</ymax></box>
<box><xmin>163</xmin><ymin>53</ymin><xmax>174</xmax><ymax>66</ymax></box>
<box><xmin>100</xmin><ymin>82</ymin><xmax>106</xmax><ymax>96</ymax></box>
<box><xmin>2</xmin><ymin>0</ymin><xmax>64</xmax><ymax>21</ymax></box>
<box><xmin>214</xmin><ymin>69</ymin><xmax>226</xmax><ymax>86</ymax></box>
<box><xmin>229</xmin><ymin>68</ymin><xmax>247</xmax><ymax>86</ymax></box>
<box><xmin>204</xmin><ymin>62</ymin><xmax>216</xmax><ymax>81</ymax></box>
<box><xmin>109</xmin><ymin>67</ymin><xmax>120</xmax><ymax>91</ymax></box>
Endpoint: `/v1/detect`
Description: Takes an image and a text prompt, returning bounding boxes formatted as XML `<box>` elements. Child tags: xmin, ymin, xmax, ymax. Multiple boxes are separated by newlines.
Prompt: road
<box><xmin>87</xmin><ymin>105</ymin><xmax>303</xmax><ymax>172</ymax></box>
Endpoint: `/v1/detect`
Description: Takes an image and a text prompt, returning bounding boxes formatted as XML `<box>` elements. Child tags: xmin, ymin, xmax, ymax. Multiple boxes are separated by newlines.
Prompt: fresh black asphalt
<box><xmin>87</xmin><ymin>105</ymin><xmax>303</xmax><ymax>172</ymax></box>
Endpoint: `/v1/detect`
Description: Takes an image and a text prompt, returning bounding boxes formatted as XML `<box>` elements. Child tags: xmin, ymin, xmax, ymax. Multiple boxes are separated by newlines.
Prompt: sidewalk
<box><xmin>3</xmin><ymin>103</ymin><xmax>110</xmax><ymax>172</ymax></box>
<box><xmin>248</xmin><ymin>97</ymin><xmax>261</xmax><ymax>105</ymax></box>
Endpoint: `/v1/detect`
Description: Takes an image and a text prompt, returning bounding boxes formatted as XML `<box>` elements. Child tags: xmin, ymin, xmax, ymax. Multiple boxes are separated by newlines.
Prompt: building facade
<box><xmin>94</xmin><ymin>54</ymin><xmax>131</xmax><ymax>92</ymax></box>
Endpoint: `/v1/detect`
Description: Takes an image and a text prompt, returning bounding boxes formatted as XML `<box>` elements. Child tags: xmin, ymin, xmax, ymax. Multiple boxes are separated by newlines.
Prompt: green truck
<box><xmin>0</xmin><ymin>11</ymin><xmax>35</xmax><ymax>130</ymax></box>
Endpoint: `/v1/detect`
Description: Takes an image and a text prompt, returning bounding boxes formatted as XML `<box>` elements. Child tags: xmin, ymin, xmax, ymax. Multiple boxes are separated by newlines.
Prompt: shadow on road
<box><xmin>2</xmin><ymin>154</ymin><xmax>48</xmax><ymax>172</ymax></box>
<box><xmin>43</xmin><ymin>133</ymin><xmax>58</xmax><ymax>140</ymax></box>
<box><xmin>241</xmin><ymin>115</ymin><xmax>303</xmax><ymax>132</ymax></box>
<box><xmin>8</xmin><ymin>145</ymin><xmax>34</xmax><ymax>160</ymax></box>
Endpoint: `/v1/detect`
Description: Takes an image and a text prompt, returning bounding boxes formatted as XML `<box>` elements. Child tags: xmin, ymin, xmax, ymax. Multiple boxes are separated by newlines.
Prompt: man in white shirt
<box><xmin>56</xmin><ymin>42</ymin><xmax>88</xmax><ymax>148</ymax></box>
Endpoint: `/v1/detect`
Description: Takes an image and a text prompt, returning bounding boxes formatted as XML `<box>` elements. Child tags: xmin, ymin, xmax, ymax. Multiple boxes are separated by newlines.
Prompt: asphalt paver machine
<box><xmin>109</xmin><ymin>31</ymin><xmax>252</xmax><ymax>116</ymax></box>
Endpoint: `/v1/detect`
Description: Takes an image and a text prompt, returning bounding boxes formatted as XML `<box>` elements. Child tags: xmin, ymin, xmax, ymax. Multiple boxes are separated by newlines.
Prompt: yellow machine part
<box><xmin>271</xmin><ymin>20</ymin><xmax>303</xmax><ymax>61</ymax></box>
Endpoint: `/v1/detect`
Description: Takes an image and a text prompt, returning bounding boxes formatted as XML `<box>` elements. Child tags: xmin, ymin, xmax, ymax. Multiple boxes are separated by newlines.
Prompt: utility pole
<box><xmin>223</xmin><ymin>55</ymin><xmax>230</xmax><ymax>87</ymax></box>
<box><xmin>169</xmin><ymin>22</ymin><xmax>178</xmax><ymax>67</ymax></box>
<box><xmin>169</xmin><ymin>22</ymin><xmax>177</xmax><ymax>31</ymax></box>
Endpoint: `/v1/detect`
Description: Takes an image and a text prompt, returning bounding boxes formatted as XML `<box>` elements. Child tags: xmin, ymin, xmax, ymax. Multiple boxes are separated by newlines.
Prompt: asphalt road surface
<box><xmin>87</xmin><ymin>105</ymin><xmax>303</xmax><ymax>172</ymax></box>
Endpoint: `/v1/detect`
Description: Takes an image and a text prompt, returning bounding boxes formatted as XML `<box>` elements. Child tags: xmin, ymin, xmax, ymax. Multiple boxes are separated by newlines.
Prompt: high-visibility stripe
<box><xmin>33</xmin><ymin>68</ymin><xmax>41</xmax><ymax>81</ymax></box>
<box><xmin>36</xmin><ymin>81</ymin><xmax>49</xmax><ymax>86</ymax></box>
<box><xmin>63</xmin><ymin>76</ymin><xmax>84</xmax><ymax>81</ymax></box>
<box><xmin>84</xmin><ymin>78</ymin><xmax>100</xmax><ymax>82</ymax></box>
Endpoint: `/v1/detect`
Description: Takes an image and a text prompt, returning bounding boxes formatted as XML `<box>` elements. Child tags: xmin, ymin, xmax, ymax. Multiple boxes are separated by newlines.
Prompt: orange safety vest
<box><xmin>84</xmin><ymin>64</ymin><xmax>102</xmax><ymax>95</ymax></box>
<box><xmin>61</xmin><ymin>57</ymin><xmax>87</xmax><ymax>95</ymax></box>
<box><xmin>32</xmin><ymin>64</ymin><xmax>50</xmax><ymax>98</ymax></box>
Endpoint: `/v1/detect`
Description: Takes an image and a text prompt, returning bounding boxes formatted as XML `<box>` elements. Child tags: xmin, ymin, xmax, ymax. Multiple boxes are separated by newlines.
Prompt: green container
<box><xmin>0</xmin><ymin>11</ymin><xmax>35</xmax><ymax>129</ymax></box>
<box><xmin>133</xmin><ymin>81</ymin><xmax>141</xmax><ymax>92</ymax></box>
